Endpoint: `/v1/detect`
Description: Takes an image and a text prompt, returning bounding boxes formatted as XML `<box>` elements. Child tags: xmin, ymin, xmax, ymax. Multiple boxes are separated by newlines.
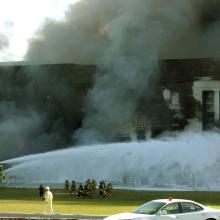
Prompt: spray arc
<box><xmin>2</xmin><ymin>131</ymin><xmax>220</xmax><ymax>190</ymax></box>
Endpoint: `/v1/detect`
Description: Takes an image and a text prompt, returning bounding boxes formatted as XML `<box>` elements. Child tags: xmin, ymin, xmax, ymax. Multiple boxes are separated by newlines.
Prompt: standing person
<box><xmin>39</xmin><ymin>184</ymin><xmax>44</xmax><ymax>197</ymax></box>
<box><xmin>64</xmin><ymin>180</ymin><xmax>70</xmax><ymax>192</ymax></box>
<box><xmin>43</xmin><ymin>186</ymin><xmax>53</xmax><ymax>214</ymax></box>
<box><xmin>106</xmin><ymin>182</ymin><xmax>113</xmax><ymax>196</ymax></box>
<box><xmin>99</xmin><ymin>181</ymin><xmax>106</xmax><ymax>197</ymax></box>
<box><xmin>70</xmin><ymin>180</ymin><xmax>76</xmax><ymax>194</ymax></box>
<box><xmin>91</xmin><ymin>179</ymin><xmax>97</xmax><ymax>198</ymax></box>
<box><xmin>78</xmin><ymin>183</ymin><xmax>84</xmax><ymax>197</ymax></box>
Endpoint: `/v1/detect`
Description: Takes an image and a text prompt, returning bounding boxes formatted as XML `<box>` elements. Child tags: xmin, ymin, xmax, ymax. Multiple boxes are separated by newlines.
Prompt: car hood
<box><xmin>104</xmin><ymin>212</ymin><xmax>152</xmax><ymax>220</ymax></box>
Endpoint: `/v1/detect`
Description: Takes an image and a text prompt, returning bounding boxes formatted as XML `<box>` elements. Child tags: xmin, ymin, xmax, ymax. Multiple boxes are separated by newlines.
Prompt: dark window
<box><xmin>181</xmin><ymin>202</ymin><xmax>203</xmax><ymax>213</ymax></box>
<box><xmin>202</xmin><ymin>91</ymin><xmax>214</xmax><ymax>130</ymax></box>
<box><xmin>137</xmin><ymin>129</ymin><xmax>146</xmax><ymax>140</ymax></box>
<box><xmin>162</xmin><ymin>203</ymin><xmax>180</xmax><ymax>214</ymax></box>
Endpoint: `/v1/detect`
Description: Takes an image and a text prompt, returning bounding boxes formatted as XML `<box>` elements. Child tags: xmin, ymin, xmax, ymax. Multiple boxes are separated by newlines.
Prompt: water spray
<box><xmin>2</xmin><ymin>131</ymin><xmax>220</xmax><ymax>190</ymax></box>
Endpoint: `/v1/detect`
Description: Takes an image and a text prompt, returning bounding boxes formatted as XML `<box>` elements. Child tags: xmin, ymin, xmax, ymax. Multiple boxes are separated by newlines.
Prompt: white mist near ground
<box><xmin>2</xmin><ymin>131</ymin><xmax>220</xmax><ymax>189</ymax></box>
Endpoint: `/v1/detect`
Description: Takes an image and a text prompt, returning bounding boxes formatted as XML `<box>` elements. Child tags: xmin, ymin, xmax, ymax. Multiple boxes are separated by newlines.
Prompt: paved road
<box><xmin>0</xmin><ymin>212</ymin><xmax>107</xmax><ymax>220</ymax></box>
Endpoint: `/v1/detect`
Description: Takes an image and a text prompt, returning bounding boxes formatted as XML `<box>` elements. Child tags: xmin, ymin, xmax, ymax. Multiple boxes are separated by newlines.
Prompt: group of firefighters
<box><xmin>37</xmin><ymin>179</ymin><xmax>113</xmax><ymax>215</ymax></box>
<box><xmin>64</xmin><ymin>179</ymin><xmax>113</xmax><ymax>198</ymax></box>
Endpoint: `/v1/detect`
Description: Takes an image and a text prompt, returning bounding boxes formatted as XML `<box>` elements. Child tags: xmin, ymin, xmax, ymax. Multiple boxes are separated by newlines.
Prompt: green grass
<box><xmin>0</xmin><ymin>187</ymin><xmax>220</xmax><ymax>215</ymax></box>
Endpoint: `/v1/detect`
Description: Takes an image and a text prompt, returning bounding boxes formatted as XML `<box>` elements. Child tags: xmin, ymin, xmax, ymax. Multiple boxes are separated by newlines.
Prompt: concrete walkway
<box><xmin>0</xmin><ymin>212</ymin><xmax>107</xmax><ymax>220</ymax></box>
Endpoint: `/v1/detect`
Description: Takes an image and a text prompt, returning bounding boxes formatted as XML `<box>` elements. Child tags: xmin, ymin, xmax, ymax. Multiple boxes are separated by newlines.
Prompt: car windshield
<box><xmin>132</xmin><ymin>201</ymin><xmax>166</xmax><ymax>215</ymax></box>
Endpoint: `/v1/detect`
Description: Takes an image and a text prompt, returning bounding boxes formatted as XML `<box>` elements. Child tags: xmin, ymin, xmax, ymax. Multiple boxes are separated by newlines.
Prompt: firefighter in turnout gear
<box><xmin>106</xmin><ymin>182</ymin><xmax>113</xmax><ymax>196</ymax></box>
<box><xmin>43</xmin><ymin>186</ymin><xmax>53</xmax><ymax>214</ymax></box>
<box><xmin>0</xmin><ymin>165</ymin><xmax>4</xmax><ymax>183</ymax></box>
<box><xmin>78</xmin><ymin>183</ymin><xmax>84</xmax><ymax>197</ymax></box>
<box><xmin>91</xmin><ymin>179</ymin><xmax>97</xmax><ymax>198</ymax></box>
<box><xmin>70</xmin><ymin>180</ymin><xmax>76</xmax><ymax>194</ymax></box>
<box><xmin>86</xmin><ymin>179</ymin><xmax>93</xmax><ymax>198</ymax></box>
<box><xmin>83</xmin><ymin>182</ymin><xmax>89</xmax><ymax>198</ymax></box>
<box><xmin>39</xmin><ymin>184</ymin><xmax>44</xmax><ymax>197</ymax></box>
<box><xmin>64</xmin><ymin>179</ymin><xmax>70</xmax><ymax>192</ymax></box>
<box><xmin>99</xmin><ymin>180</ymin><xmax>106</xmax><ymax>197</ymax></box>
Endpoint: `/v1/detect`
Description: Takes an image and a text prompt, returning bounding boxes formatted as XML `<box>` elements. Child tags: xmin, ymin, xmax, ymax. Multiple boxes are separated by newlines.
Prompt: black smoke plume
<box><xmin>12</xmin><ymin>0</ymin><xmax>220</xmax><ymax>147</ymax></box>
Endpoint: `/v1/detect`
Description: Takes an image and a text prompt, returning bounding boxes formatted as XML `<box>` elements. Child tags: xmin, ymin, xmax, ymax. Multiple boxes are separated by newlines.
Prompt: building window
<box><xmin>202</xmin><ymin>91</ymin><xmax>214</xmax><ymax>130</ymax></box>
<box><xmin>162</xmin><ymin>89</ymin><xmax>180</xmax><ymax>110</ymax></box>
<box><xmin>170</xmin><ymin>91</ymin><xmax>180</xmax><ymax>110</ymax></box>
<box><xmin>136</xmin><ymin>112</ymin><xmax>147</xmax><ymax>140</ymax></box>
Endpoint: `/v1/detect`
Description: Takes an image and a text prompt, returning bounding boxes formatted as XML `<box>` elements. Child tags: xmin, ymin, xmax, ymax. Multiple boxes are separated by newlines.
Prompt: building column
<box><xmin>214</xmin><ymin>90</ymin><xmax>220</xmax><ymax>122</ymax></box>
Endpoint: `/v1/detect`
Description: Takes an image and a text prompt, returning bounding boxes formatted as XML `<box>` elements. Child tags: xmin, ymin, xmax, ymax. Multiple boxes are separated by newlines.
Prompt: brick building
<box><xmin>1</xmin><ymin>59</ymin><xmax>220</xmax><ymax>144</ymax></box>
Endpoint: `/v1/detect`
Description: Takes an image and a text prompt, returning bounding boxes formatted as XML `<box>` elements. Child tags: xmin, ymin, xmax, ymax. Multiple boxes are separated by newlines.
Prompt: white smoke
<box><xmin>0</xmin><ymin>32</ymin><xmax>11</xmax><ymax>61</ymax></box>
<box><xmin>0</xmin><ymin>33</ymin><xmax>9</xmax><ymax>50</ymax></box>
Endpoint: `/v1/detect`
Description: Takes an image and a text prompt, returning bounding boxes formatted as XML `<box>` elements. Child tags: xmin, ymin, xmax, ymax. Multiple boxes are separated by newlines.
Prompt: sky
<box><xmin>0</xmin><ymin>0</ymin><xmax>80</xmax><ymax>62</ymax></box>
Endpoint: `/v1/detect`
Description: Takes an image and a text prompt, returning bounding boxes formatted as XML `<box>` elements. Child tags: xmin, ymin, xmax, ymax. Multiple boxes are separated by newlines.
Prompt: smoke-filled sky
<box><xmin>1</xmin><ymin>0</ymin><xmax>220</xmax><ymax>63</ymax></box>
<box><xmin>0</xmin><ymin>0</ymin><xmax>79</xmax><ymax>61</ymax></box>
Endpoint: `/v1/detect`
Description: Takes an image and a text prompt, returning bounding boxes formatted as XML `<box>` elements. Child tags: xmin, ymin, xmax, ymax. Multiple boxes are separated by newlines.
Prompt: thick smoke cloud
<box><xmin>0</xmin><ymin>100</ymin><xmax>65</xmax><ymax>161</ymax></box>
<box><xmin>0</xmin><ymin>64</ymin><xmax>89</xmax><ymax>160</ymax></box>
<box><xmin>0</xmin><ymin>33</ymin><xmax>9</xmax><ymax>50</ymax></box>
<box><xmin>24</xmin><ymin>0</ymin><xmax>220</xmax><ymax>143</ymax></box>
<box><xmin>0</xmin><ymin>33</ymin><xmax>10</xmax><ymax>61</ymax></box>
<box><xmin>0</xmin><ymin>102</ymin><xmax>44</xmax><ymax>160</ymax></box>
<box><xmin>25</xmin><ymin>0</ymin><xmax>220</xmax><ymax>62</ymax></box>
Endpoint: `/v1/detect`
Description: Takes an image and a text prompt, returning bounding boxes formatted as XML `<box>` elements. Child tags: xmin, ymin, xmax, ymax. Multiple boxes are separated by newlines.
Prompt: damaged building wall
<box><xmin>0</xmin><ymin>58</ymin><xmax>220</xmax><ymax>150</ymax></box>
<box><xmin>0</xmin><ymin>63</ymin><xmax>96</xmax><ymax>159</ymax></box>
<box><xmin>193</xmin><ymin>80</ymin><xmax>220</xmax><ymax>130</ymax></box>
<box><xmin>118</xmin><ymin>58</ymin><xmax>220</xmax><ymax>141</ymax></box>
<box><xmin>160</xmin><ymin>58</ymin><xmax>220</xmax><ymax>133</ymax></box>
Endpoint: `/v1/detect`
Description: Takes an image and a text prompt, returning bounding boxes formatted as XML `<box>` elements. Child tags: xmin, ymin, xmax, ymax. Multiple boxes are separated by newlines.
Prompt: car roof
<box><xmin>151</xmin><ymin>199</ymin><xmax>202</xmax><ymax>204</ymax></box>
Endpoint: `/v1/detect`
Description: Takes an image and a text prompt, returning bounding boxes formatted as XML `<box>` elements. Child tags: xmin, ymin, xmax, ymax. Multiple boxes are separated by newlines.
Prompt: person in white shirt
<box><xmin>43</xmin><ymin>186</ymin><xmax>53</xmax><ymax>214</ymax></box>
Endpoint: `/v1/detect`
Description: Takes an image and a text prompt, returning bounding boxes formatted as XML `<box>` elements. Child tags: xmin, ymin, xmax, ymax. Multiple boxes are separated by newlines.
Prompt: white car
<box><xmin>104</xmin><ymin>198</ymin><xmax>220</xmax><ymax>220</ymax></box>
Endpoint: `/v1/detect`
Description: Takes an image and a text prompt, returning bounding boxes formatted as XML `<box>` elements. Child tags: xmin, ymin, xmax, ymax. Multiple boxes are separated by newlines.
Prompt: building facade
<box><xmin>120</xmin><ymin>58</ymin><xmax>220</xmax><ymax>141</ymax></box>
<box><xmin>1</xmin><ymin>59</ymin><xmax>220</xmax><ymax>144</ymax></box>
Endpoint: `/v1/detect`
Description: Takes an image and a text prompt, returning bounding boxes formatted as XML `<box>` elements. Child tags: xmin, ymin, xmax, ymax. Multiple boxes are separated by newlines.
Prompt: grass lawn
<box><xmin>0</xmin><ymin>187</ymin><xmax>220</xmax><ymax>215</ymax></box>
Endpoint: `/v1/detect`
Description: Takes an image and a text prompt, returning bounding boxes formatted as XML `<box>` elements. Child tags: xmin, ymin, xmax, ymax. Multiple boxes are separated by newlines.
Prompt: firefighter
<box><xmin>83</xmin><ymin>182</ymin><xmax>89</xmax><ymax>198</ymax></box>
<box><xmin>43</xmin><ymin>186</ymin><xmax>53</xmax><ymax>214</ymax></box>
<box><xmin>39</xmin><ymin>184</ymin><xmax>44</xmax><ymax>197</ymax></box>
<box><xmin>78</xmin><ymin>183</ymin><xmax>84</xmax><ymax>197</ymax></box>
<box><xmin>70</xmin><ymin>180</ymin><xmax>76</xmax><ymax>194</ymax></box>
<box><xmin>91</xmin><ymin>179</ymin><xmax>97</xmax><ymax>197</ymax></box>
<box><xmin>88</xmin><ymin>179</ymin><xmax>93</xmax><ymax>198</ymax></box>
<box><xmin>101</xmin><ymin>180</ymin><xmax>106</xmax><ymax>189</ymax></box>
<box><xmin>81</xmin><ymin>179</ymin><xmax>91</xmax><ymax>198</ymax></box>
<box><xmin>0</xmin><ymin>164</ymin><xmax>4</xmax><ymax>183</ymax></box>
<box><xmin>106</xmin><ymin>182</ymin><xmax>113</xmax><ymax>196</ymax></box>
<box><xmin>64</xmin><ymin>179</ymin><xmax>70</xmax><ymax>192</ymax></box>
<box><xmin>99</xmin><ymin>181</ymin><xmax>106</xmax><ymax>197</ymax></box>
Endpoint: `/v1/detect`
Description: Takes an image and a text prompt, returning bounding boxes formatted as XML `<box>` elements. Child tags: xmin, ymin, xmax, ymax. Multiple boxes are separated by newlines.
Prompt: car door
<box><xmin>176</xmin><ymin>202</ymin><xmax>205</xmax><ymax>220</ymax></box>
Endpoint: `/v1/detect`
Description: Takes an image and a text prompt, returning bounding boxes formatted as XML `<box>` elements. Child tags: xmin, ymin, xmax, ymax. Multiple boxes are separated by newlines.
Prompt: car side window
<box><xmin>181</xmin><ymin>202</ymin><xmax>203</xmax><ymax>213</ymax></box>
<box><xmin>161</xmin><ymin>203</ymin><xmax>180</xmax><ymax>214</ymax></box>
